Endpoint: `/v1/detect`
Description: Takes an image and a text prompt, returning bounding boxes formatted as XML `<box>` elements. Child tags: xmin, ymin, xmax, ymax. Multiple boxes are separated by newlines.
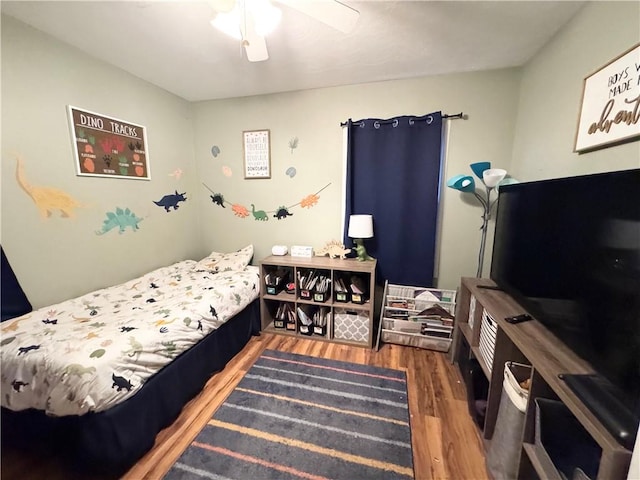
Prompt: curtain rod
<box><xmin>340</xmin><ymin>112</ymin><xmax>464</xmax><ymax>127</ymax></box>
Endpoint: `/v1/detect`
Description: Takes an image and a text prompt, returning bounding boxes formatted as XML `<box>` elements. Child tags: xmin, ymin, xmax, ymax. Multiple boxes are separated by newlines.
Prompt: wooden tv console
<box><xmin>452</xmin><ymin>277</ymin><xmax>633</xmax><ymax>480</ymax></box>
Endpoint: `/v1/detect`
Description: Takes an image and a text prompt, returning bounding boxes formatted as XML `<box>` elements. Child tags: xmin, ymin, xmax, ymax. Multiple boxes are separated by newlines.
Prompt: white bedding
<box><xmin>0</xmin><ymin>260</ymin><xmax>259</xmax><ymax>416</ymax></box>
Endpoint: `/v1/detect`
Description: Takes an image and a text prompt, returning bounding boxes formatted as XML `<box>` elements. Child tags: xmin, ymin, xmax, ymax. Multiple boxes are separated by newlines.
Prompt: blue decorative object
<box><xmin>153</xmin><ymin>191</ymin><xmax>187</xmax><ymax>212</ymax></box>
<box><xmin>446</xmin><ymin>174</ymin><xmax>476</xmax><ymax>192</ymax></box>
<box><xmin>470</xmin><ymin>161</ymin><xmax>491</xmax><ymax>179</ymax></box>
<box><xmin>447</xmin><ymin>163</ymin><xmax>511</xmax><ymax>277</ymax></box>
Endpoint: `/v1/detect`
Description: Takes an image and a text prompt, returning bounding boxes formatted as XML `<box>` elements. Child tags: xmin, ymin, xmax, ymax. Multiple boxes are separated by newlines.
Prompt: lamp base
<box><xmin>354</xmin><ymin>238</ymin><xmax>374</xmax><ymax>262</ymax></box>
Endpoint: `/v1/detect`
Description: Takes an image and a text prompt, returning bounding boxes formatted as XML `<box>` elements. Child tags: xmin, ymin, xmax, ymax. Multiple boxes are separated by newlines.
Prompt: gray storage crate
<box><xmin>486</xmin><ymin>362</ymin><xmax>532</xmax><ymax>480</ymax></box>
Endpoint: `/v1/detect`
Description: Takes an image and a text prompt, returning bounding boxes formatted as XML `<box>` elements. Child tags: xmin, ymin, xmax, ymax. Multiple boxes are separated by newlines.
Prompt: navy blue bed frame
<box><xmin>1</xmin><ymin>300</ymin><xmax>260</xmax><ymax>476</ymax></box>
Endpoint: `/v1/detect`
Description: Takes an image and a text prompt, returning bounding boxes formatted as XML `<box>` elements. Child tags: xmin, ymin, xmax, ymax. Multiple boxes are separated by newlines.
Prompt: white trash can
<box><xmin>486</xmin><ymin>361</ymin><xmax>532</xmax><ymax>480</ymax></box>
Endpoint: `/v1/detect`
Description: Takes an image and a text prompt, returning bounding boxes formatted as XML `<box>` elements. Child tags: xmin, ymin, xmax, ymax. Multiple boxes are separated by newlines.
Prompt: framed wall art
<box><xmin>574</xmin><ymin>43</ymin><xmax>640</xmax><ymax>153</ymax></box>
<box><xmin>243</xmin><ymin>129</ymin><xmax>271</xmax><ymax>179</ymax></box>
<box><xmin>67</xmin><ymin>106</ymin><xmax>150</xmax><ymax>179</ymax></box>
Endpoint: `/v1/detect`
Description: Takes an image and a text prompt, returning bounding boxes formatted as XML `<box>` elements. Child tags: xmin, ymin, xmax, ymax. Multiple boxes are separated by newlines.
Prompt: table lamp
<box><xmin>348</xmin><ymin>214</ymin><xmax>374</xmax><ymax>261</ymax></box>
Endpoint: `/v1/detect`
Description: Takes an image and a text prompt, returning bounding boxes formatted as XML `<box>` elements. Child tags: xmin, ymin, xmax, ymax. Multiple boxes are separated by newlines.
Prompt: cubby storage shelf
<box><xmin>259</xmin><ymin>255</ymin><xmax>376</xmax><ymax>348</ymax></box>
<box><xmin>452</xmin><ymin>277</ymin><xmax>634</xmax><ymax>480</ymax></box>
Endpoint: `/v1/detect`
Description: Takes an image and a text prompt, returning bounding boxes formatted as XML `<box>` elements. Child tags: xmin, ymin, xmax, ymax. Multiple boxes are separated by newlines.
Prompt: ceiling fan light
<box><xmin>211</xmin><ymin>10</ymin><xmax>242</xmax><ymax>40</ymax></box>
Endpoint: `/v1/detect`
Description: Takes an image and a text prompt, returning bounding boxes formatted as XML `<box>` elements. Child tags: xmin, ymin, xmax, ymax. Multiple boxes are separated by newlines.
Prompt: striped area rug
<box><xmin>165</xmin><ymin>349</ymin><xmax>414</xmax><ymax>480</ymax></box>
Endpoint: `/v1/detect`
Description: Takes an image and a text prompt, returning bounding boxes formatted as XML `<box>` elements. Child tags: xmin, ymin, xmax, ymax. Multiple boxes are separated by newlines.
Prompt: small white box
<box><xmin>271</xmin><ymin>245</ymin><xmax>288</xmax><ymax>256</ymax></box>
<box><xmin>291</xmin><ymin>245</ymin><xmax>313</xmax><ymax>258</ymax></box>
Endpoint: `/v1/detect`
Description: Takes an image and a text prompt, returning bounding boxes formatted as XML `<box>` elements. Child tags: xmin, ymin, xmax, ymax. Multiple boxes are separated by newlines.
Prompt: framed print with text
<box><xmin>243</xmin><ymin>129</ymin><xmax>271</xmax><ymax>179</ymax></box>
<box><xmin>574</xmin><ymin>43</ymin><xmax>640</xmax><ymax>153</ymax></box>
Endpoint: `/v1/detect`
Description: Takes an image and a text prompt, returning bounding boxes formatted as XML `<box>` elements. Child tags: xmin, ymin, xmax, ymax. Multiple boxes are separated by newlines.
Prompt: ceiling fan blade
<box><xmin>240</xmin><ymin>15</ymin><xmax>269</xmax><ymax>62</ymax></box>
<box><xmin>277</xmin><ymin>0</ymin><xmax>359</xmax><ymax>34</ymax></box>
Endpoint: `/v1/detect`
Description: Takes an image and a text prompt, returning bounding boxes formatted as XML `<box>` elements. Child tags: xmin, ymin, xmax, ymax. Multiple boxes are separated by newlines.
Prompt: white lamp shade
<box><xmin>348</xmin><ymin>214</ymin><xmax>374</xmax><ymax>238</ymax></box>
<box><xmin>483</xmin><ymin>168</ymin><xmax>507</xmax><ymax>188</ymax></box>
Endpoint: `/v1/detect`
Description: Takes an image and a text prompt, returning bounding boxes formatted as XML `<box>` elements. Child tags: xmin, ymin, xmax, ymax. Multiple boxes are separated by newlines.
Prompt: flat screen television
<box><xmin>490</xmin><ymin>168</ymin><xmax>640</xmax><ymax>448</ymax></box>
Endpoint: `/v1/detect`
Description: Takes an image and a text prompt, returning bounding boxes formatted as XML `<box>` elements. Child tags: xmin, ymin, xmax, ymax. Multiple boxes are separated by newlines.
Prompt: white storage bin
<box><xmin>479</xmin><ymin>309</ymin><xmax>498</xmax><ymax>373</ymax></box>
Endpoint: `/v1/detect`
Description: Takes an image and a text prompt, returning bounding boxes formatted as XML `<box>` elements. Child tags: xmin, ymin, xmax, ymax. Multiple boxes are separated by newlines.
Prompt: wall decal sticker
<box><xmin>168</xmin><ymin>169</ymin><xmax>184</xmax><ymax>180</ymax></box>
<box><xmin>153</xmin><ymin>191</ymin><xmax>187</xmax><ymax>212</ymax></box>
<box><xmin>286</xmin><ymin>166</ymin><xmax>297</xmax><ymax>178</ymax></box>
<box><xmin>211</xmin><ymin>145</ymin><xmax>221</xmax><ymax>157</ymax></box>
<box><xmin>289</xmin><ymin>137</ymin><xmax>299</xmax><ymax>153</ymax></box>
<box><xmin>95</xmin><ymin>207</ymin><xmax>143</xmax><ymax>235</ymax></box>
<box><xmin>15</xmin><ymin>154</ymin><xmax>86</xmax><ymax>219</ymax></box>
<box><xmin>202</xmin><ymin>182</ymin><xmax>330</xmax><ymax>221</ymax></box>
<box><xmin>222</xmin><ymin>166</ymin><xmax>233</xmax><ymax>177</ymax></box>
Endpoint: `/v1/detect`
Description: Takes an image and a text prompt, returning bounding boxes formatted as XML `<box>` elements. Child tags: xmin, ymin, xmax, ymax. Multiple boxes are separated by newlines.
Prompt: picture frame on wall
<box><xmin>574</xmin><ymin>43</ymin><xmax>640</xmax><ymax>153</ymax></box>
<box><xmin>67</xmin><ymin>105</ymin><xmax>150</xmax><ymax>180</ymax></box>
<box><xmin>243</xmin><ymin>129</ymin><xmax>271</xmax><ymax>179</ymax></box>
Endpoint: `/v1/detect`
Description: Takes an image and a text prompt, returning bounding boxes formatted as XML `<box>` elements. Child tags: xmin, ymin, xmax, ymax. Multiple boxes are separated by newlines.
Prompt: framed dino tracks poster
<box><xmin>67</xmin><ymin>105</ymin><xmax>150</xmax><ymax>180</ymax></box>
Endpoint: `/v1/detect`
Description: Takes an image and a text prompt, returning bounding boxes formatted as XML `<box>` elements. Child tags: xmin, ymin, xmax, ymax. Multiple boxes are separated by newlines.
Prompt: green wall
<box><xmin>1</xmin><ymin>16</ymin><xmax>199</xmax><ymax>308</ymax></box>
<box><xmin>2</xmin><ymin>1</ymin><xmax>638</xmax><ymax>309</ymax></box>
<box><xmin>511</xmin><ymin>1</ymin><xmax>640</xmax><ymax>180</ymax></box>
<box><xmin>193</xmin><ymin>69</ymin><xmax>521</xmax><ymax>290</ymax></box>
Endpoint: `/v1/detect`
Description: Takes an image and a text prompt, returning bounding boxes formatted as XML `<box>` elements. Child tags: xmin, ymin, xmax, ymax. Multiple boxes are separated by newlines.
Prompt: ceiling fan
<box><xmin>209</xmin><ymin>0</ymin><xmax>360</xmax><ymax>62</ymax></box>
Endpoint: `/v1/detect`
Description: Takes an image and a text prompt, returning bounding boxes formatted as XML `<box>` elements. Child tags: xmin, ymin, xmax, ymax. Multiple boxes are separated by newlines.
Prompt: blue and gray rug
<box><xmin>165</xmin><ymin>349</ymin><xmax>414</xmax><ymax>479</ymax></box>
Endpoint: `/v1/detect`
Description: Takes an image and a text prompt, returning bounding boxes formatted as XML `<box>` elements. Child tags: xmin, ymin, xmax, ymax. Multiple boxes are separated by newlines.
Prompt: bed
<box><xmin>0</xmin><ymin>245</ymin><xmax>260</xmax><ymax>476</ymax></box>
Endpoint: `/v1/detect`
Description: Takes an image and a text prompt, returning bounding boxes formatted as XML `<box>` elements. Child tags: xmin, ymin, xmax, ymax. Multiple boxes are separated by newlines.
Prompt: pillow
<box><xmin>196</xmin><ymin>245</ymin><xmax>253</xmax><ymax>273</ymax></box>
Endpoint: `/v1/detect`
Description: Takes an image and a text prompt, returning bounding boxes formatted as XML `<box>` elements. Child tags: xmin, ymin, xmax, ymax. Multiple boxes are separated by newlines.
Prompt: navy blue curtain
<box><xmin>343</xmin><ymin>112</ymin><xmax>443</xmax><ymax>287</ymax></box>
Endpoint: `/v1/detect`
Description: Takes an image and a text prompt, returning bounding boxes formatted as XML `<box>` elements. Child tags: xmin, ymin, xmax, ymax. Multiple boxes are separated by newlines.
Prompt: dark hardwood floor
<box><xmin>1</xmin><ymin>333</ymin><xmax>488</xmax><ymax>479</ymax></box>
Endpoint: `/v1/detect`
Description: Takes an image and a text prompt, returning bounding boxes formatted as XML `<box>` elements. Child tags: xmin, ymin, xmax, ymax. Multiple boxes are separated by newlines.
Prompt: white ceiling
<box><xmin>1</xmin><ymin>1</ymin><xmax>586</xmax><ymax>102</ymax></box>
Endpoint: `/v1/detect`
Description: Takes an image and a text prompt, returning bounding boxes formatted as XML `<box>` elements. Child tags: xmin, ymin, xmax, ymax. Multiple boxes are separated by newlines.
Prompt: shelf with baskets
<box><xmin>375</xmin><ymin>281</ymin><xmax>457</xmax><ymax>352</ymax></box>
<box><xmin>259</xmin><ymin>255</ymin><xmax>377</xmax><ymax>348</ymax></box>
<box><xmin>452</xmin><ymin>277</ymin><xmax>634</xmax><ymax>480</ymax></box>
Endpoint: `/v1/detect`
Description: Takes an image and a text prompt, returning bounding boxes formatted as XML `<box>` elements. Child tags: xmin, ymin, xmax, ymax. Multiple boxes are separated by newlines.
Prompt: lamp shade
<box><xmin>447</xmin><ymin>174</ymin><xmax>476</xmax><ymax>192</ymax></box>
<box><xmin>470</xmin><ymin>162</ymin><xmax>491</xmax><ymax>179</ymax></box>
<box><xmin>483</xmin><ymin>168</ymin><xmax>507</xmax><ymax>188</ymax></box>
<box><xmin>496</xmin><ymin>176</ymin><xmax>519</xmax><ymax>192</ymax></box>
<box><xmin>348</xmin><ymin>214</ymin><xmax>374</xmax><ymax>239</ymax></box>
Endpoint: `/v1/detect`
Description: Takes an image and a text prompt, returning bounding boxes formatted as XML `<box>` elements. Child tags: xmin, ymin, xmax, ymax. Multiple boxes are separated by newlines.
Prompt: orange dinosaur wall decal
<box><xmin>15</xmin><ymin>155</ymin><xmax>86</xmax><ymax>219</ymax></box>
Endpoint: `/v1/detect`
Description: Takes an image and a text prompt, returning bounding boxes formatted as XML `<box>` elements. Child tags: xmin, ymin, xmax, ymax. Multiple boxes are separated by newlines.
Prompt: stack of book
<box><xmin>377</xmin><ymin>283</ymin><xmax>457</xmax><ymax>352</ymax></box>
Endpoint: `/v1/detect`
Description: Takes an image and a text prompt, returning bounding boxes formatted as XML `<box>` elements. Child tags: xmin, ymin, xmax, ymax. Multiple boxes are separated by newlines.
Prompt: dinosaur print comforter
<box><xmin>0</xmin><ymin>260</ymin><xmax>259</xmax><ymax>416</ymax></box>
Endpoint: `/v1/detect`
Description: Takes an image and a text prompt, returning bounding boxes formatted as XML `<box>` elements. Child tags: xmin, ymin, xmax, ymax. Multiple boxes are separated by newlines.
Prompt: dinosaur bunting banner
<box><xmin>202</xmin><ymin>183</ymin><xmax>331</xmax><ymax>221</ymax></box>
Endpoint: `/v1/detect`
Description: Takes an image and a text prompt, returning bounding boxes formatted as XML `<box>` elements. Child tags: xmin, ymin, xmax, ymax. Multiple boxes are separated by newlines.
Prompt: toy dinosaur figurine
<box><xmin>315</xmin><ymin>240</ymin><xmax>352</xmax><ymax>259</ymax></box>
<box><xmin>354</xmin><ymin>239</ymin><xmax>374</xmax><ymax>262</ymax></box>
